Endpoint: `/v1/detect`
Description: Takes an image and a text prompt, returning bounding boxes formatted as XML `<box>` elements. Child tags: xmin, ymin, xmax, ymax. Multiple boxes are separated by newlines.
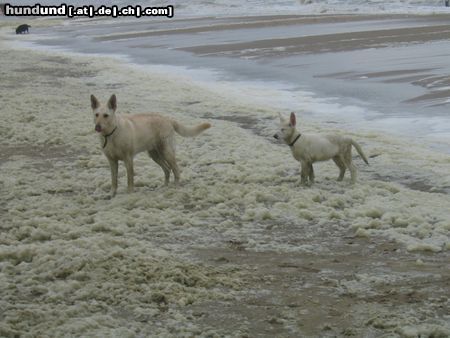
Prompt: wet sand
<box><xmin>94</xmin><ymin>14</ymin><xmax>422</xmax><ymax>41</ymax></box>
<box><xmin>1</xmin><ymin>16</ymin><xmax>450</xmax><ymax>337</ymax></box>
<box><xmin>171</xmin><ymin>14</ymin><xmax>450</xmax><ymax>108</ymax></box>
<box><xmin>180</xmin><ymin>23</ymin><xmax>450</xmax><ymax>57</ymax></box>
<box><xmin>27</xmin><ymin>13</ymin><xmax>450</xmax><ymax>139</ymax></box>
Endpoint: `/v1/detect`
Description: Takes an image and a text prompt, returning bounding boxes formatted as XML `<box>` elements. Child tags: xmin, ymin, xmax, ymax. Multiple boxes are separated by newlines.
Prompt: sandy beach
<box><xmin>1</xmin><ymin>13</ymin><xmax>449</xmax><ymax>338</ymax></box>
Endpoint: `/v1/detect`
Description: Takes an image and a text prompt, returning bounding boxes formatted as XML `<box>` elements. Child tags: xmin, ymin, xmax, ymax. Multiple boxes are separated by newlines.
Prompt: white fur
<box><xmin>91</xmin><ymin>94</ymin><xmax>211</xmax><ymax>197</ymax></box>
<box><xmin>274</xmin><ymin>112</ymin><xmax>368</xmax><ymax>185</ymax></box>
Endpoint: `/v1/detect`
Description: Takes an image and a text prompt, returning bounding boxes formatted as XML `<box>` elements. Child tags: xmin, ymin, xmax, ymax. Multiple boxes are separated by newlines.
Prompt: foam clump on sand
<box><xmin>397</xmin><ymin>324</ymin><xmax>450</xmax><ymax>338</ymax></box>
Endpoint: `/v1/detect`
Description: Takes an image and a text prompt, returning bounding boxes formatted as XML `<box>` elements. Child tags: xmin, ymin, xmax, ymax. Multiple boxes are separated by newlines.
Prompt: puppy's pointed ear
<box><xmin>90</xmin><ymin>94</ymin><xmax>99</xmax><ymax>110</ymax></box>
<box><xmin>107</xmin><ymin>94</ymin><xmax>117</xmax><ymax>112</ymax></box>
<box><xmin>289</xmin><ymin>112</ymin><xmax>296</xmax><ymax>127</ymax></box>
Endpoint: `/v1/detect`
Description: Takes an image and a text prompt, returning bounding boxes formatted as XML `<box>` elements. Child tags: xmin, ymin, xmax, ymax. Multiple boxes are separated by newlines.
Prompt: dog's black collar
<box><xmin>288</xmin><ymin>133</ymin><xmax>301</xmax><ymax>147</ymax></box>
<box><xmin>102</xmin><ymin>127</ymin><xmax>117</xmax><ymax>148</ymax></box>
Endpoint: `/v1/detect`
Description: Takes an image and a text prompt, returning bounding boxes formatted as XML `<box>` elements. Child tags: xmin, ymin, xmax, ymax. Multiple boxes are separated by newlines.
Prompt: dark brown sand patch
<box><xmin>94</xmin><ymin>14</ymin><xmax>409</xmax><ymax>42</ymax></box>
<box><xmin>179</xmin><ymin>25</ymin><xmax>450</xmax><ymax>58</ymax></box>
<box><xmin>190</xmin><ymin>237</ymin><xmax>449</xmax><ymax>337</ymax></box>
<box><xmin>0</xmin><ymin>144</ymin><xmax>84</xmax><ymax>169</ymax></box>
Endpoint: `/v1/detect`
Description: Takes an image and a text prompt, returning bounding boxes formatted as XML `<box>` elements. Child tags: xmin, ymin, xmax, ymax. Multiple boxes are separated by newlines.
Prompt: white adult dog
<box><xmin>274</xmin><ymin>112</ymin><xmax>368</xmax><ymax>185</ymax></box>
<box><xmin>91</xmin><ymin>94</ymin><xmax>211</xmax><ymax>197</ymax></box>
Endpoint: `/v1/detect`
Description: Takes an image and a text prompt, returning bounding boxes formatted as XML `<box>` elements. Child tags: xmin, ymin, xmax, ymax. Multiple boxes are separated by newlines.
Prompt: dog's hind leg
<box><xmin>162</xmin><ymin>145</ymin><xmax>180</xmax><ymax>184</ymax></box>
<box><xmin>124</xmin><ymin>156</ymin><xmax>135</xmax><ymax>193</ymax></box>
<box><xmin>342</xmin><ymin>148</ymin><xmax>357</xmax><ymax>184</ymax></box>
<box><xmin>148</xmin><ymin>150</ymin><xmax>171</xmax><ymax>185</ymax></box>
<box><xmin>333</xmin><ymin>156</ymin><xmax>346</xmax><ymax>181</ymax></box>
<box><xmin>108</xmin><ymin>158</ymin><xmax>119</xmax><ymax>197</ymax></box>
<box><xmin>308</xmin><ymin>163</ymin><xmax>315</xmax><ymax>184</ymax></box>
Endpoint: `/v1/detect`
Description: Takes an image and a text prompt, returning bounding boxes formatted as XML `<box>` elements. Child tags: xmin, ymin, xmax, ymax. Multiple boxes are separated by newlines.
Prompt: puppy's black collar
<box><xmin>288</xmin><ymin>133</ymin><xmax>301</xmax><ymax>147</ymax></box>
<box><xmin>102</xmin><ymin>126</ymin><xmax>117</xmax><ymax>148</ymax></box>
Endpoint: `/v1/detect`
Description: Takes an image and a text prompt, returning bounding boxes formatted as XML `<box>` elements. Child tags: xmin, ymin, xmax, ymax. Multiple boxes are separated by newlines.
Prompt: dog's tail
<box><xmin>171</xmin><ymin>120</ymin><xmax>211</xmax><ymax>137</ymax></box>
<box><xmin>351</xmin><ymin>140</ymin><xmax>369</xmax><ymax>165</ymax></box>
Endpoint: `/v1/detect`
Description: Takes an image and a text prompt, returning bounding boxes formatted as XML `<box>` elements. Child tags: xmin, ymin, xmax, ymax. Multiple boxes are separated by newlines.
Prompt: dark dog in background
<box><xmin>16</xmin><ymin>24</ymin><xmax>31</xmax><ymax>34</ymax></box>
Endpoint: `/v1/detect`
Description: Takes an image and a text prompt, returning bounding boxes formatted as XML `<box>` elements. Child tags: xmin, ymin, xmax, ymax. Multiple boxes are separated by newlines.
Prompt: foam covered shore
<box><xmin>0</xmin><ymin>19</ymin><xmax>449</xmax><ymax>337</ymax></box>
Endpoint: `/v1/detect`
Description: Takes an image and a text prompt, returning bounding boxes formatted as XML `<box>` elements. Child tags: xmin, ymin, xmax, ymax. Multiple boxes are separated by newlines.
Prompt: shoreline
<box><xmin>11</xmin><ymin>13</ymin><xmax>450</xmax><ymax>152</ymax></box>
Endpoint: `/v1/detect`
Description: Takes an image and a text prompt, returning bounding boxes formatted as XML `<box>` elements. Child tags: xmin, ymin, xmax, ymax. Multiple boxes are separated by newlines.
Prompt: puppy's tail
<box><xmin>351</xmin><ymin>140</ymin><xmax>369</xmax><ymax>165</ymax></box>
<box><xmin>172</xmin><ymin>120</ymin><xmax>211</xmax><ymax>137</ymax></box>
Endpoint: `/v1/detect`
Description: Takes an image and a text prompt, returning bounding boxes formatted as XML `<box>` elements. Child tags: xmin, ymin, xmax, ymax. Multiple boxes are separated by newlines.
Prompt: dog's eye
<box><xmin>95</xmin><ymin>113</ymin><xmax>99</xmax><ymax>117</ymax></box>
<box><xmin>103</xmin><ymin>114</ymin><xmax>109</xmax><ymax>118</ymax></box>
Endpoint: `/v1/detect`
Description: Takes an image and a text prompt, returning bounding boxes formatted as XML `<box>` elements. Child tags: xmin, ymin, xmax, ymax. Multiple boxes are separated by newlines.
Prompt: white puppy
<box><xmin>274</xmin><ymin>112</ymin><xmax>368</xmax><ymax>185</ymax></box>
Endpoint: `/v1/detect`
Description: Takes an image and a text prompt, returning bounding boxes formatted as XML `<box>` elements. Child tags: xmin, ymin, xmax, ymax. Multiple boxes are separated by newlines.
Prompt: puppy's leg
<box><xmin>343</xmin><ymin>147</ymin><xmax>357</xmax><ymax>184</ymax></box>
<box><xmin>308</xmin><ymin>163</ymin><xmax>315</xmax><ymax>184</ymax></box>
<box><xmin>300</xmin><ymin>161</ymin><xmax>309</xmax><ymax>186</ymax></box>
<box><xmin>108</xmin><ymin>157</ymin><xmax>118</xmax><ymax>197</ymax></box>
<box><xmin>148</xmin><ymin>150</ymin><xmax>171</xmax><ymax>185</ymax></box>
<box><xmin>162</xmin><ymin>145</ymin><xmax>180</xmax><ymax>184</ymax></box>
<box><xmin>124</xmin><ymin>156</ymin><xmax>135</xmax><ymax>193</ymax></box>
<box><xmin>333</xmin><ymin>156</ymin><xmax>346</xmax><ymax>181</ymax></box>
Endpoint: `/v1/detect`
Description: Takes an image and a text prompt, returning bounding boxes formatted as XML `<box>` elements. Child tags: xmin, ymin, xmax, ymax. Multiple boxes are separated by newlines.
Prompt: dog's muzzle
<box><xmin>95</xmin><ymin>124</ymin><xmax>102</xmax><ymax>132</ymax></box>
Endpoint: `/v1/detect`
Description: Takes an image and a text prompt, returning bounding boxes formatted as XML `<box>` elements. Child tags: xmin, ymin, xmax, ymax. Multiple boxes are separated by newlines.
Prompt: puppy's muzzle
<box><xmin>95</xmin><ymin>124</ymin><xmax>102</xmax><ymax>132</ymax></box>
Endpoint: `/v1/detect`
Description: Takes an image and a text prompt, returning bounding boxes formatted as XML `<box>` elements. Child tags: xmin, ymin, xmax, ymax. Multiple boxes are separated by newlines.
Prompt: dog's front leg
<box><xmin>124</xmin><ymin>156</ymin><xmax>134</xmax><ymax>193</ymax></box>
<box><xmin>300</xmin><ymin>161</ymin><xmax>309</xmax><ymax>186</ymax></box>
<box><xmin>108</xmin><ymin>158</ymin><xmax>118</xmax><ymax>197</ymax></box>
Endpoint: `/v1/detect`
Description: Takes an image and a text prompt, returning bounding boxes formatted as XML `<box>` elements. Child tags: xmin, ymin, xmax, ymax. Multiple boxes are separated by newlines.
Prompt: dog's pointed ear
<box><xmin>289</xmin><ymin>112</ymin><xmax>296</xmax><ymax>127</ymax></box>
<box><xmin>90</xmin><ymin>94</ymin><xmax>99</xmax><ymax>110</ymax></box>
<box><xmin>107</xmin><ymin>94</ymin><xmax>117</xmax><ymax>112</ymax></box>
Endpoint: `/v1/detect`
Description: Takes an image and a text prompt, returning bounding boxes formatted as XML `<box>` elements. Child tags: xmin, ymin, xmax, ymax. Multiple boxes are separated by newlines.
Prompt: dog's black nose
<box><xmin>273</xmin><ymin>134</ymin><xmax>279</xmax><ymax>139</ymax></box>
